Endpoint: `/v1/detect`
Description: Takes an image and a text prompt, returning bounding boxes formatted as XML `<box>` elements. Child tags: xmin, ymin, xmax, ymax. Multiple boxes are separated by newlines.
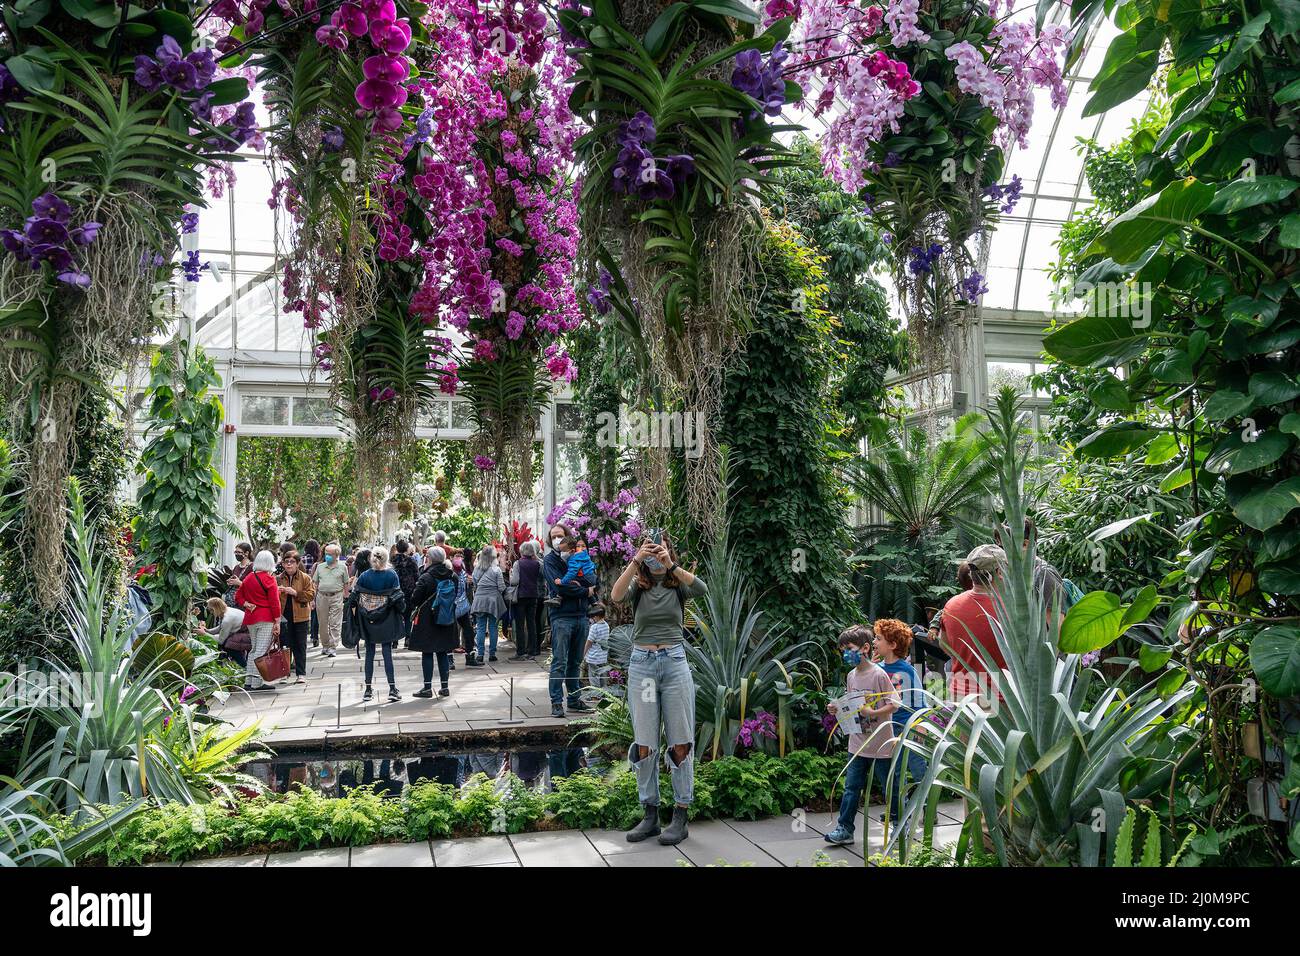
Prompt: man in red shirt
<box><xmin>939</xmin><ymin>544</ymin><xmax>1007</xmax><ymax>708</ymax></box>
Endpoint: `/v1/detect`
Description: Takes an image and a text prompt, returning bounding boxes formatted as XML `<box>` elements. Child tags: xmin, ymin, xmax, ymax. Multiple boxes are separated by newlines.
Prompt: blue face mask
<box><xmin>325</xmin><ymin>554</ymin><xmax>336</xmax><ymax>564</ymax></box>
<box><xmin>842</xmin><ymin>648</ymin><xmax>862</xmax><ymax>667</ymax></box>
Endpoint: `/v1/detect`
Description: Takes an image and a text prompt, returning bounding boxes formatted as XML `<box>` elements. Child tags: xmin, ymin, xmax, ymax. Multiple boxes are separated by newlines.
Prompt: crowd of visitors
<box><xmin>193</xmin><ymin>512</ymin><xmax>1072</xmax><ymax>850</ymax></box>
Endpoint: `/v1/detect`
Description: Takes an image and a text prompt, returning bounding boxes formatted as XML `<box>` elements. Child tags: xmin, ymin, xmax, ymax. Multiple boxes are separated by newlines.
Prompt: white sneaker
<box><xmin>294</xmin><ymin>676</ymin><xmax>306</xmax><ymax>684</ymax></box>
<box><xmin>326</xmin><ymin>649</ymin><xmax>337</xmax><ymax>658</ymax></box>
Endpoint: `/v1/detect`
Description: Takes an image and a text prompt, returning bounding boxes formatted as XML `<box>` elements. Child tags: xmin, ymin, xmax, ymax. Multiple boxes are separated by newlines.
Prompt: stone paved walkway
<box><xmin>211</xmin><ymin>640</ymin><xmax>572</xmax><ymax>749</ymax></box>
<box><xmin>157</xmin><ymin>801</ymin><xmax>968</xmax><ymax>867</ymax></box>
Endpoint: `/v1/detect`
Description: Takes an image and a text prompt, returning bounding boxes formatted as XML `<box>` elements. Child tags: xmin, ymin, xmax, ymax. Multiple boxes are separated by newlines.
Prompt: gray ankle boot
<box><xmin>658</xmin><ymin>805</ymin><xmax>689</xmax><ymax>845</ymax></box>
<box><xmin>626</xmin><ymin>804</ymin><xmax>661</xmax><ymax>843</ymax></box>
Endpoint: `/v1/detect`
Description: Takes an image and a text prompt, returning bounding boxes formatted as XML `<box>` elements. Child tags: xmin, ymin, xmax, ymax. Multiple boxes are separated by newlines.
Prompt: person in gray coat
<box><xmin>470</xmin><ymin>545</ymin><xmax>507</xmax><ymax>665</ymax></box>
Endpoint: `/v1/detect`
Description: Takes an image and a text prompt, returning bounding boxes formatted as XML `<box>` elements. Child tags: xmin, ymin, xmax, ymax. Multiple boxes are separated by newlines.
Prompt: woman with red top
<box><xmin>235</xmin><ymin>549</ymin><xmax>281</xmax><ymax>692</ymax></box>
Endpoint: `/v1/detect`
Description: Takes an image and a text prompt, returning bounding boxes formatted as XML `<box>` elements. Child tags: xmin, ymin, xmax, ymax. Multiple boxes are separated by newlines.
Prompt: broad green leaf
<box><xmin>1249</xmin><ymin>626</ymin><xmax>1300</xmax><ymax>696</ymax></box>
<box><xmin>1138</xmin><ymin>644</ymin><xmax>1173</xmax><ymax>672</ymax></box>
<box><xmin>1042</xmin><ymin>313</ymin><xmax>1151</xmax><ymax>366</ymax></box>
<box><xmin>1204</xmin><ymin>429</ymin><xmax>1291</xmax><ymax>475</ymax></box>
<box><xmin>1088</xmin><ymin>177</ymin><xmax>1217</xmax><ymax>264</ymax></box>
<box><xmin>1206</xmin><ymin>175</ymin><xmax>1299</xmax><ymax>215</ymax></box>
<box><xmin>1232</xmin><ymin>476</ymin><xmax>1300</xmax><ymax>530</ymax></box>
<box><xmin>1249</xmin><ymin>371</ymin><xmax>1300</xmax><ymax>404</ymax></box>
<box><xmin>1090</xmin><ymin>513</ymin><xmax>1155</xmax><ymax>541</ymax></box>
<box><xmin>1259</xmin><ymin>564</ymin><xmax>1300</xmax><ymax>594</ymax></box>
<box><xmin>1120</xmin><ymin>585</ymin><xmax>1159</xmax><ymax>628</ymax></box>
<box><xmin>1059</xmin><ymin>591</ymin><xmax>1126</xmax><ymax>653</ymax></box>
<box><xmin>1078</xmin><ymin>422</ymin><xmax>1156</xmax><ymax>458</ymax></box>
<box><xmin>1087</xmin><ymin>372</ymin><xmax>1132</xmax><ymax>410</ymax></box>
<box><xmin>1202</xmin><ymin>389</ymin><xmax>1255</xmax><ymax>421</ymax></box>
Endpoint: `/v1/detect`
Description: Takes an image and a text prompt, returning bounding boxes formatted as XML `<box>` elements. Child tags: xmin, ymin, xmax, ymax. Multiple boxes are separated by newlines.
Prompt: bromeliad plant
<box><xmin>564</xmin><ymin>0</ymin><xmax>803</xmax><ymax>531</ymax></box>
<box><xmin>888</xmin><ymin>389</ymin><xmax>1199</xmax><ymax>866</ymax></box>
<box><xmin>0</xmin><ymin>2</ymin><xmax>250</xmax><ymax>611</ymax></box>
<box><xmin>786</xmin><ymin>0</ymin><xmax>1067</xmax><ymax>372</ymax></box>
<box><xmin>1039</xmin><ymin>0</ymin><xmax>1300</xmax><ymax>862</ymax></box>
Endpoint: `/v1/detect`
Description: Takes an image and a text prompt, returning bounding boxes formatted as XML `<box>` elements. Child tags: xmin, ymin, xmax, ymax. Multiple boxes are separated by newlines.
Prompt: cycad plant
<box><xmin>887</xmin><ymin>388</ymin><xmax>1198</xmax><ymax>866</ymax></box>
<box><xmin>847</xmin><ymin>413</ymin><xmax>996</xmax><ymax>622</ymax></box>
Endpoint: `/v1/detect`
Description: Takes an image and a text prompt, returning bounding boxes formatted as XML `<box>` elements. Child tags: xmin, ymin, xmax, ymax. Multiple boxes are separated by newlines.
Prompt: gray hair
<box><xmin>519</xmin><ymin>540</ymin><xmax>539</xmax><ymax>559</ymax></box>
<box><xmin>432</xmin><ymin>530</ymin><xmax>447</xmax><ymax>545</ymax></box>
<box><xmin>477</xmin><ymin>544</ymin><xmax>496</xmax><ymax>571</ymax></box>
<box><xmin>370</xmin><ymin>548</ymin><xmax>389</xmax><ymax>571</ymax></box>
<box><xmin>252</xmin><ymin>549</ymin><xmax>275</xmax><ymax>573</ymax></box>
<box><xmin>429</xmin><ymin>546</ymin><xmax>451</xmax><ymax>569</ymax></box>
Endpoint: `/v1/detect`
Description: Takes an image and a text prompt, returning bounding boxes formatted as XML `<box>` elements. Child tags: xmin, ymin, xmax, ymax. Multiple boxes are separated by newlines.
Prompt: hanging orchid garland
<box><xmin>0</xmin><ymin>2</ymin><xmax>251</xmax><ymax>607</ymax></box>
<box><xmin>785</xmin><ymin>0</ymin><xmax>1068</xmax><ymax>376</ymax></box>
<box><xmin>409</xmin><ymin>3</ymin><xmax>582</xmax><ymax>519</ymax></box>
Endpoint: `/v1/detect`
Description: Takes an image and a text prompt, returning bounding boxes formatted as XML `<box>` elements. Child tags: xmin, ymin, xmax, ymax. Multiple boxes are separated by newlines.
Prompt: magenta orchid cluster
<box><xmin>1</xmin><ymin>192</ymin><xmax>101</xmax><ymax>289</ymax></box>
<box><xmin>546</xmin><ymin>482</ymin><xmax>641</xmax><ymax>562</ymax></box>
<box><xmin>473</xmin><ymin>454</ymin><xmax>497</xmax><ymax>471</ymax></box>
<box><xmin>735</xmin><ymin>710</ymin><xmax>778</xmax><ymax>750</ymax></box>
<box><xmin>408</xmin><ymin>13</ymin><xmax>582</xmax><ymax>397</ymax></box>
<box><xmin>318</xmin><ymin>0</ymin><xmax>415</xmax><ymax>132</ymax></box>
<box><xmin>785</xmin><ymin>1</ymin><xmax>1067</xmax><ymax>191</ymax></box>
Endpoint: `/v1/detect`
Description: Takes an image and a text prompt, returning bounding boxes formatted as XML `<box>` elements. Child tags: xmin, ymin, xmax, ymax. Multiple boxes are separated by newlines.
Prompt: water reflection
<box><xmin>248</xmin><ymin>747</ymin><xmax>603</xmax><ymax>797</ymax></box>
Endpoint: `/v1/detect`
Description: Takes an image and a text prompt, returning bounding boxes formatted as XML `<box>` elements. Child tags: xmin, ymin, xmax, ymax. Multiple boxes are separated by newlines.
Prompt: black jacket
<box><xmin>408</xmin><ymin>564</ymin><xmax>460</xmax><ymax>654</ymax></box>
<box><xmin>346</xmin><ymin>585</ymin><xmax>406</xmax><ymax>645</ymax></box>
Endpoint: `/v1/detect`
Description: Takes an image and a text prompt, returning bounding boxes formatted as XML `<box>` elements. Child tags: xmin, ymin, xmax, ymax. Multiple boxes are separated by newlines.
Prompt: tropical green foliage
<box><xmin>13</xmin><ymin>485</ymin><xmax>263</xmax><ymax>818</ymax></box>
<box><xmin>68</xmin><ymin>747</ymin><xmax>849</xmax><ymax>864</ymax></box>
<box><xmin>1043</xmin><ymin>0</ymin><xmax>1300</xmax><ymax>860</ymax></box>
<box><xmin>133</xmin><ymin>343</ymin><xmax>226</xmax><ymax>634</ymax></box>
<box><xmin>720</xmin><ymin>223</ymin><xmax>857</xmax><ymax>643</ymax></box>
<box><xmin>687</xmin><ymin>512</ymin><xmax>817</xmax><ymax>758</ymax></box>
<box><xmin>772</xmin><ymin>138</ymin><xmax>904</xmax><ymax>445</ymax></box>
<box><xmin>891</xmin><ymin>389</ymin><xmax>1199</xmax><ymax>866</ymax></box>
<box><xmin>847</xmin><ymin>414</ymin><xmax>996</xmax><ymax>623</ymax></box>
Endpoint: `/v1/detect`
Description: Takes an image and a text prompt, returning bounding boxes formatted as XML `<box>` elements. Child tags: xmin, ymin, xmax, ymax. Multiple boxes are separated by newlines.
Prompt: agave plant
<box><xmin>687</xmin><ymin>526</ymin><xmax>813</xmax><ymax>759</ymax></box>
<box><xmin>0</xmin><ymin>775</ymin><xmax>144</xmax><ymax>867</ymax></box>
<box><xmin>18</xmin><ymin>484</ymin><xmax>261</xmax><ymax>817</ymax></box>
<box><xmin>886</xmin><ymin>388</ymin><xmax>1198</xmax><ymax>866</ymax></box>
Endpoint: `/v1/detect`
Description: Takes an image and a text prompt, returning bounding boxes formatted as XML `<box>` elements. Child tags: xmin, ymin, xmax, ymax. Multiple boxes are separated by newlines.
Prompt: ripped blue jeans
<box><xmin>627</xmin><ymin>644</ymin><xmax>695</xmax><ymax>807</ymax></box>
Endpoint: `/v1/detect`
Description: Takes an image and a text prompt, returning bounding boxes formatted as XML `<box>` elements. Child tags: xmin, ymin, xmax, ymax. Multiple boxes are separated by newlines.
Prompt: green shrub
<box><xmin>700</xmin><ymin>756</ymin><xmax>780</xmax><ymax>821</ymax></box>
<box><xmin>73</xmin><ymin>749</ymin><xmax>844</xmax><ymax>863</ymax></box>
<box><xmin>545</xmin><ymin>771</ymin><xmax>611</xmax><ymax>830</ymax></box>
<box><xmin>403</xmin><ymin>781</ymin><xmax>457</xmax><ymax>840</ymax></box>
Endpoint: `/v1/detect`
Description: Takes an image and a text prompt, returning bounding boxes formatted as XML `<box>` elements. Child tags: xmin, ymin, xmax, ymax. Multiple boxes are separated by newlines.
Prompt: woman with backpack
<box><xmin>347</xmin><ymin>548</ymin><xmax>407</xmax><ymax>702</ymax></box>
<box><xmin>408</xmin><ymin>546</ymin><xmax>459</xmax><ymax>698</ymax></box>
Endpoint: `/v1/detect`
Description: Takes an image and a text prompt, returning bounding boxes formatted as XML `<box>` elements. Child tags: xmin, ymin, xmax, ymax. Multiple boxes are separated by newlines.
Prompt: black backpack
<box><xmin>394</xmin><ymin>554</ymin><xmax>419</xmax><ymax>595</ymax></box>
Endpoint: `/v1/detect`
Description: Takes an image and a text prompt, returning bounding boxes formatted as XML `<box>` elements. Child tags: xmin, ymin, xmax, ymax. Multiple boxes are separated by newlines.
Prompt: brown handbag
<box><xmin>255</xmin><ymin>636</ymin><xmax>292</xmax><ymax>683</ymax></box>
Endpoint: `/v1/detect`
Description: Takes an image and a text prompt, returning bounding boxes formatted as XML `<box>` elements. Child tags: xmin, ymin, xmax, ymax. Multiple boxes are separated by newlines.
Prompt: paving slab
<box><xmin>757</xmin><ymin>838</ymin><xmax>864</xmax><ymax>867</ymax></box>
<box><xmin>430</xmin><ymin>835</ymin><xmax>517</xmax><ymax>867</ymax></box>
<box><xmin>725</xmin><ymin>815</ymin><xmax>824</xmax><ymax>843</ymax></box>
<box><xmin>265</xmin><ymin>846</ymin><xmax>351</xmax><ymax>867</ymax></box>
<box><xmin>184</xmin><ymin>853</ymin><xmax>266</xmax><ymax>868</ymax></box>
<box><xmin>675</xmin><ymin>820</ymin><xmax>781</xmax><ymax>867</ymax></box>
<box><xmin>509</xmin><ymin>830</ymin><xmax>606</xmax><ymax>867</ymax></box>
<box><xmin>350</xmin><ymin>842</ymin><xmax>434</xmax><ymax>867</ymax></box>
<box><xmin>605</xmin><ymin>846</ymin><xmax>691</xmax><ymax>867</ymax></box>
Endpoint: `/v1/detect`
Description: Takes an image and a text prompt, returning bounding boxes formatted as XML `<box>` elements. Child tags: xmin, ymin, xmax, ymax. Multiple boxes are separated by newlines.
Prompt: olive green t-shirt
<box><xmin>632</xmin><ymin>576</ymin><xmax>707</xmax><ymax>646</ymax></box>
<box><xmin>314</xmin><ymin>562</ymin><xmax>349</xmax><ymax>594</ymax></box>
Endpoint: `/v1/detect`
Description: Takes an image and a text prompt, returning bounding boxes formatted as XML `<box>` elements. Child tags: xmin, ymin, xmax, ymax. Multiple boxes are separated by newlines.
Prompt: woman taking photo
<box><xmin>408</xmin><ymin>546</ymin><xmax>459</xmax><ymax>698</ymax></box>
<box><xmin>470</xmin><ymin>544</ymin><xmax>507</xmax><ymax>665</ymax></box>
<box><xmin>348</xmin><ymin>548</ymin><xmax>406</xmax><ymax>702</ymax></box>
<box><xmin>235</xmin><ymin>549</ymin><xmax>281</xmax><ymax>692</ymax></box>
<box><xmin>610</xmin><ymin>533</ymin><xmax>707</xmax><ymax>846</ymax></box>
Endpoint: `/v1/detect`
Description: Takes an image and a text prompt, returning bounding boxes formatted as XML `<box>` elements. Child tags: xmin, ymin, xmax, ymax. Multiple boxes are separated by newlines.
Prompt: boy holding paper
<box><xmin>824</xmin><ymin>624</ymin><xmax>901</xmax><ymax>846</ymax></box>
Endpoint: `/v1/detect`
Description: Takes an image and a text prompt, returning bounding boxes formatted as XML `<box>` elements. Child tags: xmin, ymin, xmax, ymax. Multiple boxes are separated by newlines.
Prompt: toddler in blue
<box><xmin>545</xmin><ymin>536</ymin><xmax>596</xmax><ymax>607</ymax></box>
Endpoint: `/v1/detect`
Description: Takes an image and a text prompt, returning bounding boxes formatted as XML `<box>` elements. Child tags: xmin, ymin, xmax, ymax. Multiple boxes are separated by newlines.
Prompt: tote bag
<box><xmin>255</xmin><ymin>637</ymin><xmax>292</xmax><ymax>682</ymax></box>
